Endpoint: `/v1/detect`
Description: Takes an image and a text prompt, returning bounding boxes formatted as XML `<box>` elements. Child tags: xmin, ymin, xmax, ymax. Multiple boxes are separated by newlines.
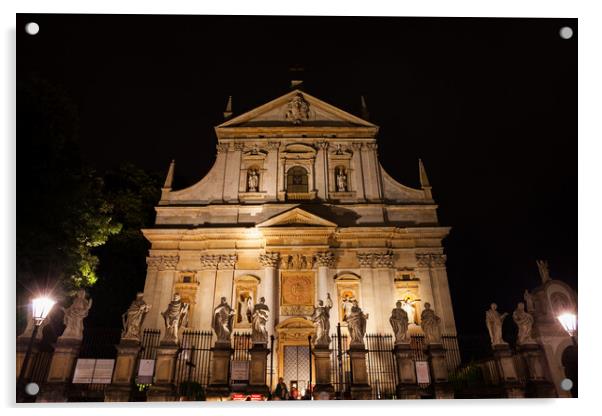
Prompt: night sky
<box><xmin>17</xmin><ymin>14</ymin><xmax>577</xmax><ymax>353</ymax></box>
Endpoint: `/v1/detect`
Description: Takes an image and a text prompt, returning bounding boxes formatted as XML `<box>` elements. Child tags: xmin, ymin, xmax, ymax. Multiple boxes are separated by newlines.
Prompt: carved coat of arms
<box><xmin>285</xmin><ymin>92</ymin><xmax>310</xmax><ymax>125</ymax></box>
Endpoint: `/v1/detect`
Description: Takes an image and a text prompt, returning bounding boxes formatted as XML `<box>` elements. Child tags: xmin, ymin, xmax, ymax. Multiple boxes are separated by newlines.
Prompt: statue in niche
<box><xmin>285</xmin><ymin>92</ymin><xmax>310</xmax><ymax>125</ymax></box>
<box><xmin>312</xmin><ymin>293</ymin><xmax>333</xmax><ymax>347</ymax></box>
<box><xmin>347</xmin><ymin>299</ymin><xmax>369</xmax><ymax>347</ymax></box>
<box><xmin>341</xmin><ymin>295</ymin><xmax>355</xmax><ymax>322</ymax></box>
<box><xmin>247</xmin><ymin>169</ymin><xmax>259</xmax><ymax>192</ymax></box>
<box><xmin>400</xmin><ymin>296</ymin><xmax>421</xmax><ymax>325</ymax></box>
<box><xmin>336</xmin><ymin>168</ymin><xmax>347</xmax><ymax>192</ymax></box>
<box><xmin>523</xmin><ymin>289</ymin><xmax>535</xmax><ymax>313</ymax></box>
<box><xmin>236</xmin><ymin>292</ymin><xmax>253</xmax><ymax>324</ymax></box>
<box><xmin>121</xmin><ymin>292</ymin><xmax>151</xmax><ymax>341</ymax></box>
<box><xmin>420</xmin><ymin>302</ymin><xmax>442</xmax><ymax>344</ymax></box>
<box><xmin>161</xmin><ymin>293</ymin><xmax>189</xmax><ymax>344</ymax></box>
<box><xmin>485</xmin><ymin>303</ymin><xmax>508</xmax><ymax>345</ymax></box>
<box><xmin>60</xmin><ymin>289</ymin><xmax>93</xmax><ymax>340</ymax></box>
<box><xmin>212</xmin><ymin>296</ymin><xmax>235</xmax><ymax>344</ymax></box>
<box><xmin>251</xmin><ymin>297</ymin><xmax>270</xmax><ymax>344</ymax></box>
<box><xmin>513</xmin><ymin>302</ymin><xmax>536</xmax><ymax>345</ymax></box>
<box><xmin>389</xmin><ymin>300</ymin><xmax>410</xmax><ymax>344</ymax></box>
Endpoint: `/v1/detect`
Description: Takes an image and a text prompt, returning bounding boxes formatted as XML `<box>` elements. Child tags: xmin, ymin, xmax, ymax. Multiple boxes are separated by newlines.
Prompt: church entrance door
<box><xmin>283</xmin><ymin>345</ymin><xmax>310</xmax><ymax>396</ymax></box>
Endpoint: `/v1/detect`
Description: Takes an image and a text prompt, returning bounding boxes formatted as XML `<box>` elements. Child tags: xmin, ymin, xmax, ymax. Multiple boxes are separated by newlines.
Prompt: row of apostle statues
<box><xmin>485</xmin><ymin>301</ymin><xmax>536</xmax><ymax>346</ymax></box>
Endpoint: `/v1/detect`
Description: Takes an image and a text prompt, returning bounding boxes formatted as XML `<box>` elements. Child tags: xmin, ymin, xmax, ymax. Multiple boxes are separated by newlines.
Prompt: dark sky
<box><xmin>17</xmin><ymin>14</ymin><xmax>577</xmax><ymax>350</ymax></box>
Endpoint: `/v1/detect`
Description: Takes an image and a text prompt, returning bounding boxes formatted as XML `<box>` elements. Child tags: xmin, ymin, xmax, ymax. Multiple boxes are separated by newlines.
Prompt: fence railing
<box><xmin>365</xmin><ymin>334</ymin><xmax>397</xmax><ymax>400</ymax></box>
<box><xmin>329</xmin><ymin>333</ymin><xmax>350</xmax><ymax>397</ymax></box>
<box><xmin>174</xmin><ymin>330</ymin><xmax>213</xmax><ymax>390</ymax></box>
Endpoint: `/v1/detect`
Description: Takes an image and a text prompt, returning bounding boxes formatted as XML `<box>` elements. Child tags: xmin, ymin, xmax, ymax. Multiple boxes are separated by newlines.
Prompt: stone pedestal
<box><xmin>427</xmin><ymin>343</ymin><xmax>453</xmax><ymax>399</ymax></box>
<box><xmin>16</xmin><ymin>336</ymin><xmax>39</xmax><ymax>381</ymax></box>
<box><xmin>147</xmin><ymin>342</ymin><xmax>179</xmax><ymax>402</ymax></box>
<box><xmin>37</xmin><ymin>338</ymin><xmax>81</xmax><ymax>402</ymax></box>
<box><xmin>105</xmin><ymin>340</ymin><xmax>141</xmax><ymax>402</ymax></box>
<box><xmin>206</xmin><ymin>342</ymin><xmax>233</xmax><ymax>399</ymax></box>
<box><xmin>312</xmin><ymin>346</ymin><xmax>334</xmax><ymax>400</ymax></box>
<box><xmin>394</xmin><ymin>343</ymin><xmax>418</xmax><ymax>399</ymax></box>
<box><xmin>348</xmin><ymin>346</ymin><xmax>372</xmax><ymax>400</ymax></box>
<box><xmin>247</xmin><ymin>344</ymin><xmax>269</xmax><ymax>396</ymax></box>
<box><xmin>492</xmin><ymin>343</ymin><xmax>525</xmax><ymax>398</ymax></box>
<box><xmin>518</xmin><ymin>343</ymin><xmax>556</xmax><ymax>398</ymax></box>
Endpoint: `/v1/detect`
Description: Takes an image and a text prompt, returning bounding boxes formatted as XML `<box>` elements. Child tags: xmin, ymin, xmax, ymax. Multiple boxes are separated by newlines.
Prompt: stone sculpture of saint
<box><xmin>513</xmin><ymin>302</ymin><xmax>536</xmax><ymax>345</ymax></box>
<box><xmin>60</xmin><ymin>289</ymin><xmax>93</xmax><ymax>340</ymax></box>
<box><xmin>212</xmin><ymin>296</ymin><xmax>235</xmax><ymax>344</ymax></box>
<box><xmin>336</xmin><ymin>169</ymin><xmax>347</xmax><ymax>192</ymax></box>
<box><xmin>341</xmin><ymin>296</ymin><xmax>354</xmax><ymax>322</ymax></box>
<box><xmin>420</xmin><ymin>302</ymin><xmax>442</xmax><ymax>344</ymax></box>
<box><xmin>485</xmin><ymin>303</ymin><xmax>508</xmax><ymax>345</ymax></box>
<box><xmin>311</xmin><ymin>293</ymin><xmax>333</xmax><ymax>347</ymax></box>
<box><xmin>247</xmin><ymin>169</ymin><xmax>259</xmax><ymax>192</ymax></box>
<box><xmin>524</xmin><ymin>289</ymin><xmax>535</xmax><ymax>313</ymax></box>
<box><xmin>401</xmin><ymin>296</ymin><xmax>420</xmax><ymax>325</ymax></box>
<box><xmin>121</xmin><ymin>292</ymin><xmax>151</xmax><ymax>341</ymax></box>
<box><xmin>251</xmin><ymin>297</ymin><xmax>270</xmax><ymax>344</ymax></box>
<box><xmin>161</xmin><ymin>293</ymin><xmax>189</xmax><ymax>344</ymax></box>
<box><xmin>389</xmin><ymin>300</ymin><xmax>410</xmax><ymax>344</ymax></box>
<box><xmin>347</xmin><ymin>300</ymin><xmax>369</xmax><ymax>347</ymax></box>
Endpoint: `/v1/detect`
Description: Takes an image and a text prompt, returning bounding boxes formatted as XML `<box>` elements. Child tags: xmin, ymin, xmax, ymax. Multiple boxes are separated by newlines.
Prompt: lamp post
<box><xmin>17</xmin><ymin>296</ymin><xmax>56</xmax><ymax>402</ymax></box>
<box><xmin>557</xmin><ymin>312</ymin><xmax>578</xmax><ymax>346</ymax></box>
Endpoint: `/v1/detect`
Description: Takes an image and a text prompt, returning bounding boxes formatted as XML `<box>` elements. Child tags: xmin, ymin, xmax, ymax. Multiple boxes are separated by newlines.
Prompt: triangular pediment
<box><xmin>217</xmin><ymin>90</ymin><xmax>377</xmax><ymax>129</ymax></box>
<box><xmin>257</xmin><ymin>207</ymin><xmax>338</xmax><ymax>228</ymax></box>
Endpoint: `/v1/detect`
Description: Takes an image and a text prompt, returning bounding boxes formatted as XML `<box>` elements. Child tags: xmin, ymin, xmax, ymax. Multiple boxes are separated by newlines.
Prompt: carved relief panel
<box><xmin>280</xmin><ymin>271</ymin><xmax>315</xmax><ymax>316</ymax></box>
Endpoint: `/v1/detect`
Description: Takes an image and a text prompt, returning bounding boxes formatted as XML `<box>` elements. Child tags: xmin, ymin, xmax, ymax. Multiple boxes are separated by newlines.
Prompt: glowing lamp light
<box><xmin>32</xmin><ymin>296</ymin><xmax>56</xmax><ymax>325</ymax></box>
<box><xmin>557</xmin><ymin>312</ymin><xmax>577</xmax><ymax>337</ymax></box>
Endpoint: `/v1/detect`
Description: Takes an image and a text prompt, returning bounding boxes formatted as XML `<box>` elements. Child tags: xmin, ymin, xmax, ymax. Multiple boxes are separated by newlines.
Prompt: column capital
<box><xmin>216</xmin><ymin>143</ymin><xmax>229</xmax><ymax>154</ymax></box>
<box><xmin>159</xmin><ymin>255</ymin><xmax>179</xmax><ymax>271</ymax></box>
<box><xmin>200</xmin><ymin>254</ymin><xmax>220</xmax><ymax>270</ymax></box>
<box><xmin>356</xmin><ymin>252</ymin><xmax>374</xmax><ymax>268</ymax></box>
<box><xmin>415</xmin><ymin>253</ymin><xmax>447</xmax><ymax>268</ymax></box>
<box><xmin>266</xmin><ymin>141</ymin><xmax>280</xmax><ymax>150</ymax></box>
<box><xmin>259</xmin><ymin>252</ymin><xmax>280</xmax><ymax>268</ymax></box>
<box><xmin>315</xmin><ymin>251</ymin><xmax>335</xmax><ymax>268</ymax></box>
<box><xmin>373</xmin><ymin>250</ymin><xmax>394</xmax><ymax>268</ymax></box>
<box><xmin>218</xmin><ymin>254</ymin><xmax>238</xmax><ymax>270</ymax></box>
<box><xmin>146</xmin><ymin>256</ymin><xmax>162</xmax><ymax>271</ymax></box>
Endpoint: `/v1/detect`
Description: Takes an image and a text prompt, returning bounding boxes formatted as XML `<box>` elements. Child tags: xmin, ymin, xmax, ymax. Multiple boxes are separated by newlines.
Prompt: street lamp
<box><xmin>557</xmin><ymin>312</ymin><xmax>578</xmax><ymax>346</ymax></box>
<box><xmin>17</xmin><ymin>295</ymin><xmax>56</xmax><ymax>402</ymax></box>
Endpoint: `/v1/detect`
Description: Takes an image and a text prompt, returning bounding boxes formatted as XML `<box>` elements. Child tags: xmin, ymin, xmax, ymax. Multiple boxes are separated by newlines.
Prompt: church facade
<box><xmin>140</xmin><ymin>89</ymin><xmax>458</xmax><ymax>392</ymax></box>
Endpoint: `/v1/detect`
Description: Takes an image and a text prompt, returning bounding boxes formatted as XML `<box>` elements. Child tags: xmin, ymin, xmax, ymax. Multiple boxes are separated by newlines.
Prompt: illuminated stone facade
<box><xmin>140</xmin><ymin>90</ymin><xmax>457</xmax><ymax>389</ymax></box>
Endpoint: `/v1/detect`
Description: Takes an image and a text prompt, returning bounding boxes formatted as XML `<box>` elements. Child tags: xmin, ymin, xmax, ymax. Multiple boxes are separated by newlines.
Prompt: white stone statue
<box><xmin>536</xmin><ymin>259</ymin><xmax>551</xmax><ymax>283</ymax></box>
<box><xmin>212</xmin><ymin>296</ymin><xmax>235</xmax><ymax>344</ymax></box>
<box><xmin>121</xmin><ymin>292</ymin><xmax>151</xmax><ymax>341</ymax></box>
<box><xmin>247</xmin><ymin>169</ymin><xmax>259</xmax><ymax>192</ymax></box>
<box><xmin>485</xmin><ymin>303</ymin><xmax>508</xmax><ymax>345</ymax></box>
<box><xmin>341</xmin><ymin>296</ymin><xmax>355</xmax><ymax>322</ymax></box>
<box><xmin>336</xmin><ymin>168</ymin><xmax>347</xmax><ymax>192</ymax></box>
<box><xmin>389</xmin><ymin>300</ymin><xmax>410</xmax><ymax>344</ymax></box>
<box><xmin>251</xmin><ymin>297</ymin><xmax>270</xmax><ymax>344</ymax></box>
<box><xmin>347</xmin><ymin>300</ymin><xmax>369</xmax><ymax>347</ymax></box>
<box><xmin>420</xmin><ymin>302</ymin><xmax>442</xmax><ymax>344</ymax></box>
<box><xmin>60</xmin><ymin>289</ymin><xmax>93</xmax><ymax>340</ymax></box>
<box><xmin>513</xmin><ymin>302</ymin><xmax>536</xmax><ymax>345</ymax></box>
<box><xmin>161</xmin><ymin>293</ymin><xmax>189</xmax><ymax>344</ymax></box>
<box><xmin>400</xmin><ymin>296</ymin><xmax>420</xmax><ymax>325</ymax></box>
<box><xmin>311</xmin><ymin>293</ymin><xmax>333</xmax><ymax>347</ymax></box>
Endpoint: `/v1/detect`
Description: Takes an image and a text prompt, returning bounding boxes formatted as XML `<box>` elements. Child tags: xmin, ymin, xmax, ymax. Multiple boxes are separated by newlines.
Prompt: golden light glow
<box><xmin>32</xmin><ymin>296</ymin><xmax>56</xmax><ymax>325</ymax></box>
<box><xmin>557</xmin><ymin>312</ymin><xmax>577</xmax><ymax>337</ymax></box>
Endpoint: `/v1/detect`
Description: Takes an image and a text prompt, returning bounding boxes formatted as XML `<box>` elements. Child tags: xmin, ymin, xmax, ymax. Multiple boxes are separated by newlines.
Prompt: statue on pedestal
<box><xmin>251</xmin><ymin>297</ymin><xmax>270</xmax><ymax>344</ymax></box>
<box><xmin>420</xmin><ymin>302</ymin><xmax>442</xmax><ymax>344</ymax></box>
<box><xmin>485</xmin><ymin>303</ymin><xmax>508</xmax><ymax>345</ymax></box>
<box><xmin>347</xmin><ymin>300</ymin><xmax>369</xmax><ymax>347</ymax></box>
<box><xmin>513</xmin><ymin>302</ymin><xmax>536</xmax><ymax>345</ymax></box>
<box><xmin>161</xmin><ymin>293</ymin><xmax>189</xmax><ymax>344</ymax></box>
<box><xmin>121</xmin><ymin>292</ymin><xmax>151</xmax><ymax>341</ymax></box>
<box><xmin>389</xmin><ymin>300</ymin><xmax>410</xmax><ymax>344</ymax></box>
<box><xmin>312</xmin><ymin>293</ymin><xmax>333</xmax><ymax>347</ymax></box>
<box><xmin>212</xmin><ymin>296</ymin><xmax>235</xmax><ymax>344</ymax></box>
<box><xmin>60</xmin><ymin>289</ymin><xmax>93</xmax><ymax>340</ymax></box>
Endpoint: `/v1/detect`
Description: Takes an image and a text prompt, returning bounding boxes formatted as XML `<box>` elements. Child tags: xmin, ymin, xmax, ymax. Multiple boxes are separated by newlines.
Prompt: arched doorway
<box><xmin>561</xmin><ymin>345</ymin><xmax>578</xmax><ymax>397</ymax></box>
<box><xmin>275</xmin><ymin>317</ymin><xmax>316</xmax><ymax>397</ymax></box>
<box><xmin>287</xmin><ymin>166</ymin><xmax>308</xmax><ymax>194</ymax></box>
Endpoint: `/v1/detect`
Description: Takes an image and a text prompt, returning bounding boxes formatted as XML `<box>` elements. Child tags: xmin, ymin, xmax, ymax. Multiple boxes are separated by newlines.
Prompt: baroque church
<box><xmin>139</xmin><ymin>88</ymin><xmax>458</xmax><ymax>393</ymax></box>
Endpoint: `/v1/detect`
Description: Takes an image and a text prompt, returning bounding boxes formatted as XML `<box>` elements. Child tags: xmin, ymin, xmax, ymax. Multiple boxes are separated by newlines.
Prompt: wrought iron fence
<box><xmin>330</xmin><ymin>332</ymin><xmax>350</xmax><ymax>398</ymax></box>
<box><xmin>232</xmin><ymin>332</ymin><xmax>252</xmax><ymax>361</ymax></box>
<box><xmin>174</xmin><ymin>330</ymin><xmax>213</xmax><ymax>390</ymax></box>
<box><xmin>140</xmin><ymin>328</ymin><xmax>161</xmax><ymax>360</ymax></box>
<box><xmin>365</xmin><ymin>334</ymin><xmax>397</xmax><ymax>400</ymax></box>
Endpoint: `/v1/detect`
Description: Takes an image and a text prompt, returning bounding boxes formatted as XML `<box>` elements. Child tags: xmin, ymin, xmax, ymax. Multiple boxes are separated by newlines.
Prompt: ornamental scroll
<box><xmin>280</xmin><ymin>271</ymin><xmax>315</xmax><ymax>316</ymax></box>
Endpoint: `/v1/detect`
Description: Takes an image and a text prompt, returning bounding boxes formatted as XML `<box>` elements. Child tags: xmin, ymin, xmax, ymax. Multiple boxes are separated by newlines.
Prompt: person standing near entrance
<box><xmin>273</xmin><ymin>377</ymin><xmax>289</xmax><ymax>400</ymax></box>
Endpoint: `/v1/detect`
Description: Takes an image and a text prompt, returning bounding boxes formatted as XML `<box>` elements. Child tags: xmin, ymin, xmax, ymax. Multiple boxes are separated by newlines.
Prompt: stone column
<box><xmin>351</xmin><ymin>143</ymin><xmax>366</xmax><ymax>200</ymax></box>
<box><xmin>315</xmin><ymin>251</ymin><xmax>334</xmax><ymax>303</ymax></box>
<box><xmin>394</xmin><ymin>343</ymin><xmax>418</xmax><ymax>399</ymax></box>
<box><xmin>315</xmin><ymin>142</ymin><xmax>329</xmax><ymax>200</ymax></box>
<box><xmin>215</xmin><ymin>254</ymin><xmax>237</xmax><ymax>307</ymax></box>
<box><xmin>430</xmin><ymin>254</ymin><xmax>457</xmax><ymax>335</ymax></box>
<box><xmin>147</xmin><ymin>343</ymin><xmax>179</xmax><ymax>401</ymax></box>
<box><xmin>37</xmin><ymin>338</ymin><xmax>82</xmax><ymax>402</ymax></box>
<box><xmin>265</xmin><ymin>142</ymin><xmax>280</xmax><ymax>201</ymax></box>
<box><xmin>198</xmin><ymin>255</ymin><xmax>220</xmax><ymax>330</ymax></box>
<box><xmin>427</xmin><ymin>342</ymin><xmax>454</xmax><ymax>399</ymax></box>
<box><xmin>259</xmin><ymin>252</ymin><xmax>279</xmax><ymax>389</ymax></box>
<box><xmin>373</xmin><ymin>251</ymin><xmax>395</xmax><ymax>333</ymax></box>
<box><xmin>105</xmin><ymin>339</ymin><xmax>141</xmax><ymax>402</ymax></box>
<box><xmin>517</xmin><ymin>343</ymin><xmax>556</xmax><ymax>398</ymax></box>
<box><xmin>223</xmin><ymin>143</ymin><xmax>243</xmax><ymax>202</ymax></box>
<box><xmin>147</xmin><ymin>255</ymin><xmax>179</xmax><ymax>332</ymax></box>
<box><xmin>348</xmin><ymin>344</ymin><xmax>372</xmax><ymax>400</ymax></box>
<box><xmin>492</xmin><ymin>343</ymin><xmax>525</xmax><ymax>398</ymax></box>
<box><xmin>141</xmin><ymin>256</ymin><xmax>161</xmax><ymax>330</ymax></box>
<box><xmin>356</xmin><ymin>253</ymin><xmax>377</xmax><ymax>333</ymax></box>
<box><xmin>415</xmin><ymin>254</ymin><xmax>436</xmax><ymax>319</ymax></box>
